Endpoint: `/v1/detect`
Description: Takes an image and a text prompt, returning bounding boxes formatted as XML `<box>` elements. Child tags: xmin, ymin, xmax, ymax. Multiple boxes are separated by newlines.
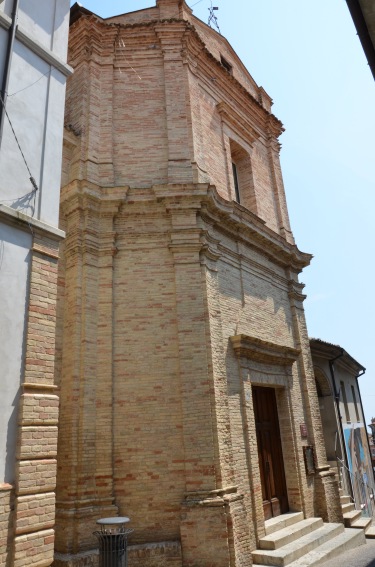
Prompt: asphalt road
<box><xmin>320</xmin><ymin>539</ymin><xmax>375</xmax><ymax>567</ymax></box>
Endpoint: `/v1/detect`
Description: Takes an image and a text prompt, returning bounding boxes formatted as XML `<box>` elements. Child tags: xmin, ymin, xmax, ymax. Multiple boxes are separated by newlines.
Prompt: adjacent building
<box><xmin>0</xmin><ymin>1</ymin><xmax>71</xmax><ymax>565</ymax></box>
<box><xmin>54</xmin><ymin>2</ymin><xmax>354</xmax><ymax>566</ymax></box>
<box><xmin>311</xmin><ymin>339</ymin><xmax>375</xmax><ymax>518</ymax></box>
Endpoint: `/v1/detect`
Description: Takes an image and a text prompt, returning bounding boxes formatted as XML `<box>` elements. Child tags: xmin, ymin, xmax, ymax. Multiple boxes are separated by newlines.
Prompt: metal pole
<box><xmin>0</xmin><ymin>0</ymin><xmax>20</xmax><ymax>150</ymax></box>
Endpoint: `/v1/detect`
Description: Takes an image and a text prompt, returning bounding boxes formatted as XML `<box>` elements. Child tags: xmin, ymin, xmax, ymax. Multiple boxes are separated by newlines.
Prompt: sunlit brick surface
<box><xmin>55</xmin><ymin>1</ymin><xmax>342</xmax><ymax>565</ymax></box>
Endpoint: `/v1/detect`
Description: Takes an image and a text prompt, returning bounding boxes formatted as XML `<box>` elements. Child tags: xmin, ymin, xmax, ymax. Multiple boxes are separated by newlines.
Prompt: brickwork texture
<box><xmin>55</xmin><ymin>1</ymin><xmax>342</xmax><ymax>565</ymax></box>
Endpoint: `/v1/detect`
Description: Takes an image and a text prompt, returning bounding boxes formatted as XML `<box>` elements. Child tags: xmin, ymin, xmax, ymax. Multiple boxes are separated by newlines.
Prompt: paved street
<box><xmin>320</xmin><ymin>539</ymin><xmax>375</xmax><ymax>567</ymax></box>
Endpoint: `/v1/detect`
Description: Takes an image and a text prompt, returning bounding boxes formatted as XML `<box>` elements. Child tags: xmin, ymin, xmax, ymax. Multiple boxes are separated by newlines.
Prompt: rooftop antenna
<box><xmin>208</xmin><ymin>1</ymin><xmax>220</xmax><ymax>34</ymax></box>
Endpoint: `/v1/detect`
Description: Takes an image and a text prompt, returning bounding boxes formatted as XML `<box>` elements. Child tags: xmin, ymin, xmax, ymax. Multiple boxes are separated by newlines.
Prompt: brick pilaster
<box><xmin>12</xmin><ymin>233</ymin><xmax>62</xmax><ymax>567</ymax></box>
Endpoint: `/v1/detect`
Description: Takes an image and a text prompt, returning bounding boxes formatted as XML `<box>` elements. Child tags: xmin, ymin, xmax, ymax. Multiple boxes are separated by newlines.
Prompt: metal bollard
<box><xmin>93</xmin><ymin>517</ymin><xmax>133</xmax><ymax>567</ymax></box>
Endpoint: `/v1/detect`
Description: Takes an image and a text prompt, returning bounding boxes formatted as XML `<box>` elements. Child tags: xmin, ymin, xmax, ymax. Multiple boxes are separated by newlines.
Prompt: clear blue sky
<box><xmin>70</xmin><ymin>1</ymin><xmax>375</xmax><ymax>426</ymax></box>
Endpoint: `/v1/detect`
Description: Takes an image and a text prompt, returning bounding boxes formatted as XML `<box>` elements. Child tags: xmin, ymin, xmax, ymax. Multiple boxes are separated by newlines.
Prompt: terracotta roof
<box><xmin>310</xmin><ymin>338</ymin><xmax>365</xmax><ymax>375</ymax></box>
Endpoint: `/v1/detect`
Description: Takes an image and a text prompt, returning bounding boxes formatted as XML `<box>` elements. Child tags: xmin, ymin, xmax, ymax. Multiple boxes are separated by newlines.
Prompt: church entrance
<box><xmin>253</xmin><ymin>386</ymin><xmax>289</xmax><ymax>520</ymax></box>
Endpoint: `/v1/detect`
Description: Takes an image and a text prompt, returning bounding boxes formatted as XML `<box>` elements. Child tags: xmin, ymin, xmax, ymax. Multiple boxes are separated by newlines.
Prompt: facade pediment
<box><xmin>231</xmin><ymin>334</ymin><xmax>301</xmax><ymax>366</ymax></box>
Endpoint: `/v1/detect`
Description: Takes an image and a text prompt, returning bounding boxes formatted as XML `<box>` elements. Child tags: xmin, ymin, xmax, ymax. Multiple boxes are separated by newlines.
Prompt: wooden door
<box><xmin>252</xmin><ymin>386</ymin><xmax>288</xmax><ymax>520</ymax></box>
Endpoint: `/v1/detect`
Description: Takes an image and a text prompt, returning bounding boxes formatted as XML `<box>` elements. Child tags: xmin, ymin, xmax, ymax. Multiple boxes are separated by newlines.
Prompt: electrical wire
<box><xmin>0</xmin><ymin>93</ymin><xmax>39</xmax><ymax>192</ymax></box>
<box><xmin>8</xmin><ymin>70</ymin><xmax>51</xmax><ymax>98</ymax></box>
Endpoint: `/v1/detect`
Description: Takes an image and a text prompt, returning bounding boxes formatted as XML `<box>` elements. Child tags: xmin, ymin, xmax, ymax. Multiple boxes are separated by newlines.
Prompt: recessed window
<box><xmin>351</xmin><ymin>385</ymin><xmax>361</xmax><ymax>422</ymax></box>
<box><xmin>341</xmin><ymin>381</ymin><xmax>350</xmax><ymax>423</ymax></box>
<box><xmin>229</xmin><ymin>139</ymin><xmax>256</xmax><ymax>213</ymax></box>
<box><xmin>221</xmin><ymin>56</ymin><xmax>233</xmax><ymax>75</ymax></box>
<box><xmin>232</xmin><ymin>162</ymin><xmax>240</xmax><ymax>203</ymax></box>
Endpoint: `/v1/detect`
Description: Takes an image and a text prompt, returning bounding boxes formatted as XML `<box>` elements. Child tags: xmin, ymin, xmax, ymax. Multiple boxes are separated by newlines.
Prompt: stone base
<box><xmin>314</xmin><ymin>467</ymin><xmax>343</xmax><ymax>523</ymax></box>
<box><xmin>128</xmin><ymin>541</ymin><xmax>182</xmax><ymax>567</ymax></box>
<box><xmin>53</xmin><ymin>549</ymin><xmax>98</xmax><ymax>567</ymax></box>
<box><xmin>53</xmin><ymin>541</ymin><xmax>182</xmax><ymax>567</ymax></box>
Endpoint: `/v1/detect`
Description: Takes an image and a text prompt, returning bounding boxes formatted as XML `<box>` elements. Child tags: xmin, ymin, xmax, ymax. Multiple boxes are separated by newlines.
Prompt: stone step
<box><xmin>264</xmin><ymin>512</ymin><xmax>304</xmax><ymax>536</ymax></box>
<box><xmin>340</xmin><ymin>495</ymin><xmax>351</xmax><ymax>505</ymax></box>
<box><xmin>253</xmin><ymin>528</ymin><xmax>366</xmax><ymax>567</ymax></box>
<box><xmin>281</xmin><ymin>527</ymin><xmax>366</xmax><ymax>567</ymax></box>
<box><xmin>341</xmin><ymin>502</ymin><xmax>355</xmax><ymax>513</ymax></box>
<box><xmin>259</xmin><ymin>518</ymin><xmax>323</xmax><ymax>550</ymax></box>
<box><xmin>351</xmin><ymin>516</ymin><xmax>372</xmax><ymax>532</ymax></box>
<box><xmin>365</xmin><ymin>526</ymin><xmax>375</xmax><ymax>538</ymax></box>
<box><xmin>252</xmin><ymin>522</ymin><xmax>344</xmax><ymax>566</ymax></box>
<box><xmin>343</xmin><ymin>509</ymin><xmax>362</xmax><ymax>527</ymax></box>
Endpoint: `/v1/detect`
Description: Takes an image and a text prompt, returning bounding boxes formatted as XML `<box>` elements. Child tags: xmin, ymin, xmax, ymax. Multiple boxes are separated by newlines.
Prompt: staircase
<box><xmin>339</xmin><ymin>490</ymin><xmax>373</xmax><ymax>533</ymax></box>
<box><xmin>251</xmin><ymin>511</ymin><xmax>366</xmax><ymax>567</ymax></box>
<box><xmin>328</xmin><ymin>458</ymin><xmax>375</xmax><ymax>538</ymax></box>
<box><xmin>338</xmin><ymin>488</ymin><xmax>375</xmax><ymax>538</ymax></box>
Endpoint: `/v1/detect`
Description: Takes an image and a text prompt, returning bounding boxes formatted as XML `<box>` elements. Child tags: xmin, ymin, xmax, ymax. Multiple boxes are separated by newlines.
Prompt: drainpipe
<box><xmin>329</xmin><ymin>349</ymin><xmax>351</xmax><ymax>477</ymax></box>
<box><xmin>0</xmin><ymin>0</ymin><xmax>20</xmax><ymax>150</ymax></box>
<box><xmin>355</xmin><ymin>369</ymin><xmax>375</xmax><ymax>484</ymax></box>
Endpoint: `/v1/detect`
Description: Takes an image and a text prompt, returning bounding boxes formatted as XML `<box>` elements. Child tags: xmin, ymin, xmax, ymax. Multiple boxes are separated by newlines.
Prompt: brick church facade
<box><xmin>55</xmin><ymin>1</ymin><xmax>343</xmax><ymax>565</ymax></box>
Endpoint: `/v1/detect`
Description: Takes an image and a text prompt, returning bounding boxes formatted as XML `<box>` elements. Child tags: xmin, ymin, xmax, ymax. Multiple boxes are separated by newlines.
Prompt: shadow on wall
<box><xmin>0</xmin><ymin>227</ymin><xmax>31</xmax><ymax>485</ymax></box>
<box><xmin>4</xmin><ymin>396</ymin><xmax>20</xmax><ymax>484</ymax></box>
<box><xmin>20</xmin><ymin>0</ymin><xmax>67</xmax><ymax>36</ymax></box>
<box><xmin>11</xmin><ymin>190</ymin><xmax>37</xmax><ymax>217</ymax></box>
<box><xmin>217</xmin><ymin>258</ymin><xmax>294</xmax><ymax>345</ymax></box>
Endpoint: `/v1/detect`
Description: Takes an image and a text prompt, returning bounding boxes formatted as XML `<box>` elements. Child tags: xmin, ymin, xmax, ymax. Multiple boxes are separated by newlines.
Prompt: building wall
<box><xmin>55</xmin><ymin>3</ymin><xmax>342</xmax><ymax>566</ymax></box>
<box><xmin>312</xmin><ymin>350</ymin><xmax>374</xmax><ymax>512</ymax></box>
<box><xmin>0</xmin><ymin>1</ymin><xmax>70</xmax><ymax>565</ymax></box>
<box><xmin>0</xmin><ymin>224</ymin><xmax>31</xmax><ymax>485</ymax></box>
<box><xmin>0</xmin><ymin>0</ymin><xmax>70</xmax><ymax>225</ymax></box>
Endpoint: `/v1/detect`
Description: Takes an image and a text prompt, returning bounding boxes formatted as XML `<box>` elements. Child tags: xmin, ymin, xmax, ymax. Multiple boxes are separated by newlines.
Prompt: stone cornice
<box><xmin>288</xmin><ymin>281</ymin><xmax>307</xmax><ymax>303</ymax></box>
<box><xmin>202</xmin><ymin>189</ymin><xmax>312</xmax><ymax>272</ymax></box>
<box><xmin>68</xmin><ymin>14</ymin><xmax>284</xmax><ymax>138</ymax></box>
<box><xmin>231</xmin><ymin>335</ymin><xmax>301</xmax><ymax>366</ymax></box>
<box><xmin>185</xmin><ymin>40</ymin><xmax>283</xmax><ymax>139</ymax></box>
<box><xmin>183</xmin><ymin>485</ymin><xmax>243</xmax><ymax>507</ymax></box>
<box><xmin>0</xmin><ymin>204</ymin><xmax>65</xmax><ymax>241</ymax></box>
<box><xmin>60</xmin><ymin>181</ymin><xmax>311</xmax><ymax>272</ymax></box>
<box><xmin>0</xmin><ymin>10</ymin><xmax>11</xmax><ymax>31</ymax></box>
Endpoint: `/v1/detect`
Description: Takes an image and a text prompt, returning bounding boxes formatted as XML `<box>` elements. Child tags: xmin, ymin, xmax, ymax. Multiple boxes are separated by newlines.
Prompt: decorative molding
<box><xmin>0</xmin><ymin>10</ymin><xmax>11</xmax><ymax>31</ymax></box>
<box><xmin>32</xmin><ymin>243</ymin><xmax>59</xmax><ymax>260</ymax></box>
<box><xmin>184</xmin><ymin>486</ymin><xmax>241</xmax><ymax>507</ymax></box>
<box><xmin>0</xmin><ymin>204</ymin><xmax>65</xmax><ymax>240</ymax></box>
<box><xmin>22</xmin><ymin>383</ymin><xmax>59</xmax><ymax>392</ymax></box>
<box><xmin>288</xmin><ymin>281</ymin><xmax>307</xmax><ymax>302</ymax></box>
<box><xmin>217</xmin><ymin>101</ymin><xmax>260</xmax><ymax>146</ymax></box>
<box><xmin>200</xmin><ymin>190</ymin><xmax>312</xmax><ymax>272</ymax></box>
<box><xmin>0</xmin><ymin>483</ymin><xmax>14</xmax><ymax>492</ymax></box>
<box><xmin>231</xmin><ymin>334</ymin><xmax>300</xmax><ymax>366</ymax></box>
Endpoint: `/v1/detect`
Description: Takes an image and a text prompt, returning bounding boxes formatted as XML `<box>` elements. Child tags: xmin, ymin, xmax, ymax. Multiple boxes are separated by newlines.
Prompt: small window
<box><xmin>232</xmin><ymin>162</ymin><xmax>240</xmax><ymax>203</ymax></box>
<box><xmin>351</xmin><ymin>385</ymin><xmax>361</xmax><ymax>422</ymax></box>
<box><xmin>229</xmin><ymin>139</ymin><xmax>256</xmax><ymax>212</ymax></box>
<box><xmin>340</xmin><ymin>381</ymin><xmax>350</xmax><ymax>422</ymax></box>
<box><xmin>221</xmin><ymin>56</ymin><xmax>233</xmax><ymax>75</ymax></box>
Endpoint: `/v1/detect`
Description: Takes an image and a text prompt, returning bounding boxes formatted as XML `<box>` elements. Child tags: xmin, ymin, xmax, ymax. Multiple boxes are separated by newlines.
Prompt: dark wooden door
<box><xmin>252</xmin><ymin>386</ymin><xmax>288</xmax><ymax>520</ymax></box>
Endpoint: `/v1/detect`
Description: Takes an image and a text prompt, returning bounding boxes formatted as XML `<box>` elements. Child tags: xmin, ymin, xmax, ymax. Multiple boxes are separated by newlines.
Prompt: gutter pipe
<box><xmin>0</xmin><ymin>0</ymin><xmax>20</xmax><ymax>150</ymax></box>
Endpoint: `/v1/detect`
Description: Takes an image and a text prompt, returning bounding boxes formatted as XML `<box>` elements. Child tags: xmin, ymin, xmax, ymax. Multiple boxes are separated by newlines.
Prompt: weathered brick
<box><xmin>55</xmin><ymin>1</ymin><xmax>341</xmax><ymax>566</ymax></box>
